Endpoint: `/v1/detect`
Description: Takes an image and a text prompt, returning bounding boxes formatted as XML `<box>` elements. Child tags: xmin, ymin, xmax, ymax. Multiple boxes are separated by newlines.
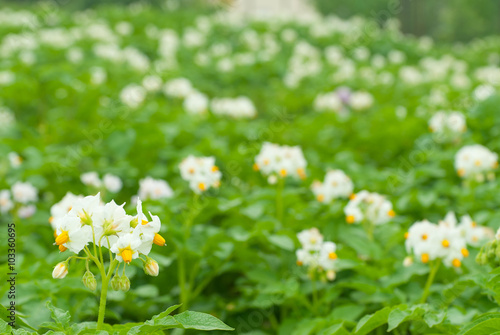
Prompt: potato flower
<box><xmin>179</xmin><ymin>155</ymin><xmax>221</xmax><ymax>193</ymax></box>
<box><xmin>311</xmin><ymin>169</ymin><xmax>354</xmax><ymax>203</ymax></box>
<box><xmin>454</xmin><ymin>144</ymin><xmax>498</xmax><ymax>181</ymax></box>
<box><xmin>254</xmin><ymin>142</ymin><xmax>307</xmax><ymax>181</ymax></box>
<box><xmin>296</xmin><ymin>228</ymin><xmax>339</xmax><ymax>281</ymax></box>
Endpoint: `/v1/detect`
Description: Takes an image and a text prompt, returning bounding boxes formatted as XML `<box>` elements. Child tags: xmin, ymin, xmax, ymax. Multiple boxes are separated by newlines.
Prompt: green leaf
<box><xmin>0</xmin><ymin>319</ymin><xmax>13</xmax><ymax>333</ymax></box>
<box><xmin>45</xmin><ymin>301</ymin><xmax>71</xmax><ymax>330</ymax></box>
<box><xmin>354</xmin><ymin>306</ymin><xmax>392</xmax><ymax>335</ymax></box>
<box><xmin>0</xmin><ymin>305</ymin><xmax>37</xmax><ymax>331</ymax></box>
<box><xmin>387</xmin><ymin>305</ymin><xmax>427</xmax><ymax>331</ymax></box>
<box><xmin>268</xmin><ymin>235</ymin><xmax>295</xmax><ymax>251</ymax></box>
<box><xmin>458</xmin><ymin>313</ymin><xmax>500</xmax><ymax>335</ymax></box>
<box><xmin>317</xmin><ymin>323</ymin><xmax>350</xmax><ymax>335</ymax></box>
<box><xmin>173</xmin><ymin>311</ymin><xmax>234</xmax><ymax>331</ymax></box>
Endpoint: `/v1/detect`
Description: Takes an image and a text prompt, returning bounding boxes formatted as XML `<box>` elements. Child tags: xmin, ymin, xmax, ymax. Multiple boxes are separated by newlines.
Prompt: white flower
<box><xmin>0</xmin><ymin>190</ymin><xmax>14</xmax><ymax>213</ymax></box>
<box><xmin>254</xmin><ymin>142</ymin><xmax>307</xmax><ymax>180</ymax></box>
<box><xmin>163</xmin><ymin>78</ymin><xmax>193</xmax><ymax>98</ymax></box>
<box><xmin>120</xmin><ymin>84</ymin><xmax>146</xmax><ymax>108</ymax></box>
<box><xmin>67</xmin><ymin>193</ymin><xmax>102</xmax><ymax>226</ymax></box>
<box><xmin>405</xmin><ymin>217</ymin><xmax>469</xmax><ymax>268</ymax></box>
<box><xmin>8</xmin><ymin>152</ymin><xmax>22</xmax><ymax>168</ymax></box>
<box><xmin>54</xmin><ymin>215</ymin><xmax>93</xmax><ymax>254</ymax></box>
<box><xmin>459</xmin><ymin>215</ymin><xmax>493</xmax><ymax>247</ymax></box>
<box><xmin>11</xmin><ymin>181</ymin><xmax>38</xmax><ymax>204</ymax></box>
<box><xmin>311</xmin><ymin>170</ymin><xmax>354</xmax><ymax>203</ymax></box>
<box><xmin>142</xmin><ymin>75</ymin><xmax>162</xmax><ymax>92</ymax></box>
<box><xmin>52</xmin><ymin>262</ymin><xmax>68</xmax><ymax>279</ymax></box>
<box><xmin>344</xmin><ymin>190</ymin><xmax>395</xmax><ymax>225</ymax></box>
<box><xmin>179</xmin><ymin>155</ymin><xmax>221</xmax><ymax>193</ymax></box>
<box><xmin>318</xmin><ymin>241</ymin><xmax>338</xmax><ymax>270</ymax></box>
<box><xmin>313</xmin><ymin>92</ymin><xmax>343</xmax><ymax>114</ymax></box>
<box><xmin>132</xmin><ymin>200</ymin><xmax>165</xmax><ymax>255</ymax></box>
<box><xmin>92</xmin><ymin>200</ymin><xmax>132</xmax><ymax>248</ymax></box>
<box><xmin>184</xmin><ymin>91</ymin><xmax>209</xmax><ymax>115</ymax></box>
<box><xmin>297</xmin><ymin>228</ymin><xmax>323</xmax><ymax>251</ymax></box>
<box><xmin>138</xmin><ymin>177</ymin><xmax>174</xmax><ymax>200</ymax></box>
<box><xmin>103</xmin><ymin>174</ymin><xmax>123</xmax><ymax>193</ymax></box>
<box><xmin>0</xmin><ymin>107</ymin><xmax>15</xmax><ymax>129</ymax></box>
<box><xmin>81</xmin><ymin>172</ymin><xmax>102</xmax><ymax>188</ymax></box>
<box><xmin>18</xmin><ymin>205</ymin><xmax>36</xmax><ymax>218</ymax></box>
<box><xmin>50</xmin><ymin>192</ymin><xmax>84</xmax><ymax>229</ymax></box>
<box><xmin>429</xmin><ymin>111</ymin><xmax>466</xmax><ymax>134</ymax></box>
<box><xmin>210</xmin><ymin>96</ymin><xmax>256</xmax><ymax>118</ymax></box>
<box><xmin>110</xmin><ymin>229</ymin><xmax>142</xmax><ymax>263</ymax></box>
<box><xmin>349</xmin><ymin>91</ymin><xmax>374</xmax><ymax>111</ymax></box>
<box><xmin>455</xmin><ymin>144</ymin><xmax>498</xmax><ymax>179</ymax></box>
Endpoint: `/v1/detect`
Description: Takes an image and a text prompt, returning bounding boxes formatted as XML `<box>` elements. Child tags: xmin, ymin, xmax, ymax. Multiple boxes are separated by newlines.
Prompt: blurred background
<box><xmin>4</xmin><ymin>0</ymin><xmax>500</xmax><ymax>42</ymax></box>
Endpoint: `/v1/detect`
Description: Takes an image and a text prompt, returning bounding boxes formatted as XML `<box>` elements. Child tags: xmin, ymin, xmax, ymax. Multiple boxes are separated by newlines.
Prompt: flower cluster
<box><xmin>313</xmin><ymin>87</ymin><xmax>374</xmax><ymax>114</ymax></box>
<box><xmin>134</xmin><ymin>176</ymin><xmax>174</xmax><ymax>202</ymax></box>
<box><xmin>311</xmin><ymin>169</ymin><xmax>354</xmax><ymax>203</ymax></box>
<box><xmin>296</xmin><ymin>228</ymin><xmax>339</xmax><ymax>281</ymax></box>
<box><xmin>405</xmin><ymin>212</ymin><xmax>492</xmax><ymax>268</ymax></box>
<box><xmin>179</xmin><ymin>155</ymin><xmax>222</xmax><ymax>193</ymax></box>
<box><xmin>0</xmin><ymin>181</ymin><xmax>38</xmax><ymax>218</ymax></box>
<box><xmin>211</xmin><ymin>96</ymin><xmax>257</xmax><ymax>119</ymax></box>
<box><xmin>428</xmin><ymin>110</ymin><xmax>466</xmax><ymax>135</ymax></box>
<box><xmin>81</xmin><ymin>172</ymin><xmax>123</xmax><ymax>193</ymax></box>
<box><xmin>254</xmin><ymin>142</ymin><xmax>307</xmax><ymax>183</ymax></box>
<box><xmin>344</xmin><ymin>190</ymin><xmax>395</xmax><ymax>225</ymax></box>
<box><xmin>454</xmin><ymin>144</ymin><xmax>498</xmax><ymax>181</ymax></box>
<box><xmin>51</xmin><ymin>193</ymin><xmax>165</xmax><ymax>267</ymax></box>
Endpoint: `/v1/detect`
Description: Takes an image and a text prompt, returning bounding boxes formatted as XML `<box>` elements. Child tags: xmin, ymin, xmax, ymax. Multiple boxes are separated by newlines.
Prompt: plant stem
<box><xmin>96</xmin><ymin>259</ymin><xmax>118</xmax><ymax>330</ymax></box>
<box><xmin>311</xmin><ymin>277</ymin><xmax>318</xmax><ymax>315</ymax></box>
<box><xmin>178</xmin><ymin>250</ymin><xmax>189</xmax><ymax>312</ymax></box>
<box><xmin>276</xmin><ymin>178</ymin><xmax>284</xmax><ymax>223</ymax></box>
<box><xmin>420</xmin><ymin>259</ymin><xmax>441</xmax><ymax>304</ymax></box>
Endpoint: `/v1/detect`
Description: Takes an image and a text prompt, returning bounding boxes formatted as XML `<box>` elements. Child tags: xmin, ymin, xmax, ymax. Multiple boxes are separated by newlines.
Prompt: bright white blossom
<box><xmin>210</xmin><ymin>96</ymin><xmax>257</xmax><ymax>118</ymax></box>
<box><xmin>296</xmin><ymin>228</ymin><xmax>339</xmax><ymax>281</ymax></box>
<box><xmin>81</xmin><ymin>172</ymin><xmax>102</xmax><ymax>188</ymax></box>
<box><xmin>254</xmin><ymin>142</ymin><xmax>307</xmax><ymax>181</ymax></box>
<box><xmin>179</xmin><ymin>155</ymin><xmax>221</xmax><ymax>193</ymax></box>
<box><xmin>311</xmin><ymin>170</ymin><xmax>354</xmax><ymax>203</ymax></box>
<box><xmin>137</xmin><ymin>176</ymin><xmax>174</xmax><ymax>201</ymax></box>
<box><xmin>429</xmin><ymin>111</ymin><xmax>466</xmax><ymax>135</ymax></box>
<box><xmin>454</xmin><ymin>144</ymin><xmax>498</xmax><ymax>180</ymax></box>
<box><xmin>103</xmin><ymin>174</ymin><xmax>123</xmax><ymax>193</ymax></box>
<box><xmin>0</xmin><ymin>190</ymin><xmax>14</xmax><ymax>213</ymax></box>
<box><xmin>163</xmin><ymin>77</ymin><xmax>193</xmax><ymax>98</ymax></box>
<box><xmin>405</xmin><ymin>213</ymin><xmax>473</xmax><ymax>268</ymax></box>
<box><xmin>184</xmin><ymin>91</ymin><xmax>209</xmax><ymax>115</ymax></box>
<box><xmin>11</xmin><ymin>181</ymin><xmax>38</xmax><ymax>204</ymax></box>
<box><xmin>344</xmin><ymin>190</ymin><xmax>395</xmax><ymax>225</ymax></box>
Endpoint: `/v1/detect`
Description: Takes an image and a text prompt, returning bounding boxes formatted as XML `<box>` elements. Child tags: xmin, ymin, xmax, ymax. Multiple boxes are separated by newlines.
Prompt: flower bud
<box><xmin>82</xmin><ymin>270</ymin><xmax>97</xmax><ymax>291</ymax></box>
<box><xmin>120</xmin><ymin>274</ymin><xmax>130</xmax><ymax>292</ymax></box>
<box><xmin>52</xmin><ymin>262</ymin><xmax>68</xmax><ymax>279</ymax></box>
<box><xmin>403</xmin><ymin>256</ymin><xmax>413</xmax><ymax>267</ymax></box>
<box><xmin>110</xmin><ymin>275</ymin><xmax>121</xmax><ymax>291</ymax></box>
<box><xmin>144</xmin><ymin>258</ymin><xmax>159</xmax><ymax>277</ymax></box>
<box><xmin>326</xmin><ymin>270</ymin><xmax>336</xmax><ymax>281</ymax></box>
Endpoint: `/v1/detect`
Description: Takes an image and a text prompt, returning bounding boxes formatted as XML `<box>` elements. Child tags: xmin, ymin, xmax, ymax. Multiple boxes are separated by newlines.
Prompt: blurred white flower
<box><xmin>254</xmin><ymin>142</ymin><xmax>307</xmax><ymax>181</ymax></box>
<box><xmin>11</xmin><ymin>181</ymin><xmax>38</xmax><ymax>204</ymax></box>
<box><xmin>163</xmin><ymin>77</ymin><xmax>193</xmax><ymax>99</ymax></box>
<box><xmin>137</xmin><ymin>177</ymin><xmax>174</xmax><ymax>200</ymax></box>
<box><xmin>120</xmin><ymin>84</ymin><xmax>146</xmax><ymax>108</ymax></box>
<box><xmin>455</xmin><ymin>144</ymin><xmax>498</xmax><ymax>180</ymax></box>
<box><xmin>103</xmin><ymin>174</ymin><xmax>123</xmax><ymax>193</ymax></box>
<box><xmin>179</xmin><ymin>155</ymin><xmax>221</xmax><ymax>193</ymax></box>
<box><xmin>184</xmin><ymin>91</ymin><xmax>209</xmax><ymax>115</ymax></box>
<box><xmin>81</xmin><ymin>172</ymin><xmax>102</xmax><ymax>188</ymax></box>
<box><xmin>311</xmin><ymin>170</ymin><xmax>354</xmax><ymax>203</ymax></box>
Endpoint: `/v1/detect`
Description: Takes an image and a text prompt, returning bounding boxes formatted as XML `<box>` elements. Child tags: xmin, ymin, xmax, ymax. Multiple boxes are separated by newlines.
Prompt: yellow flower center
<box><xmin>55</xmin><ymin>230</ymin><xmax>69</xmax><ymax>246</ymax></box>
<box><xmin>153</xmin><ymin>233</ymin><xmax>166</xmax><ymax>246</ymax></box>
<box><xmin>457</xmin><ymin>168</ymin><xmax>465</xmax><ymax>177</ymax></box>
<box><xmin>212</xmin><ymin>165</ymin><xmax>219</xmax><ymax>172</ymax></box>
<box><xmin>346</xmin><ymin>215</ymin><xmax>355</xmax><ymax>224</ymax></box>
<box><xmin>422</xmin><ymin>234</ymin><xmax>428</xmax><ymax>241</ymax></box>
<box><xmin>388</xmin><ymin>209</ymin><xmax>396</xmax><ymax>217</ymax></box>
<box><xmin>198</xmin><ymin>182</ymin><xmax>206</xmax><ymax>191</ymax></box>
<box><xmin>404</xmin><ymin>232</ymin><xmax>409</xmax><ymax>239</ymax></box>
<box><xmin>317</xmin><ymin>194</ymin><xmax>325</xmax><ymax>202</ymax></box>
<box><xmin>279</xmin><ymin>169</ymin><xmax>287</xmax><ymax>177</ymax></box>
<box><xmin>328</xmin><ymin>252</ymin><xmax>337</xmax><ymax>260</ymax></box>
<box><xmin>461</xmin><ymin>248</ymin><xmax>469</xmax><ymax>257</ymax></box>
<box><xmin>253</xmin><ymin>163</ymin><xmax>259</xmax><ymax>171</ymax></box>
<box><xmin>442</xmin><ymin>239</ymin><xmax>450</xmax><ymax>248</ymax></box>
<box><xmin>452</xmin><ymin>258</ymin><xmax>461</xmax><ymax>267</ymax></box>
<box><xmin>421</xmin><ymin>253</ymin><xmax>429</xmax><ymax>263</ymax></box>
<box><xmin>120</xmin><ymin>248</ymin><xmax>133</xmax><ymax>264</ymax></box>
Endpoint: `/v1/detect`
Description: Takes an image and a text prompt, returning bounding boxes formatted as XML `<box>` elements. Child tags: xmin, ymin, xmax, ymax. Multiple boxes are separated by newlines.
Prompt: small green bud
<box><xmin>110</xmin><ymin>275</ymin><xmax>121</xmax><ymax>291</ymax></box>
<box><xmin>82</xmin><ymin>271</ymin><xmax>97</xmax><ymax>291</ymax></box>
<box><xmin>120</xmin><ymin>274</ymin><xmax>130</xmax><ymax>292</ymax></box>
